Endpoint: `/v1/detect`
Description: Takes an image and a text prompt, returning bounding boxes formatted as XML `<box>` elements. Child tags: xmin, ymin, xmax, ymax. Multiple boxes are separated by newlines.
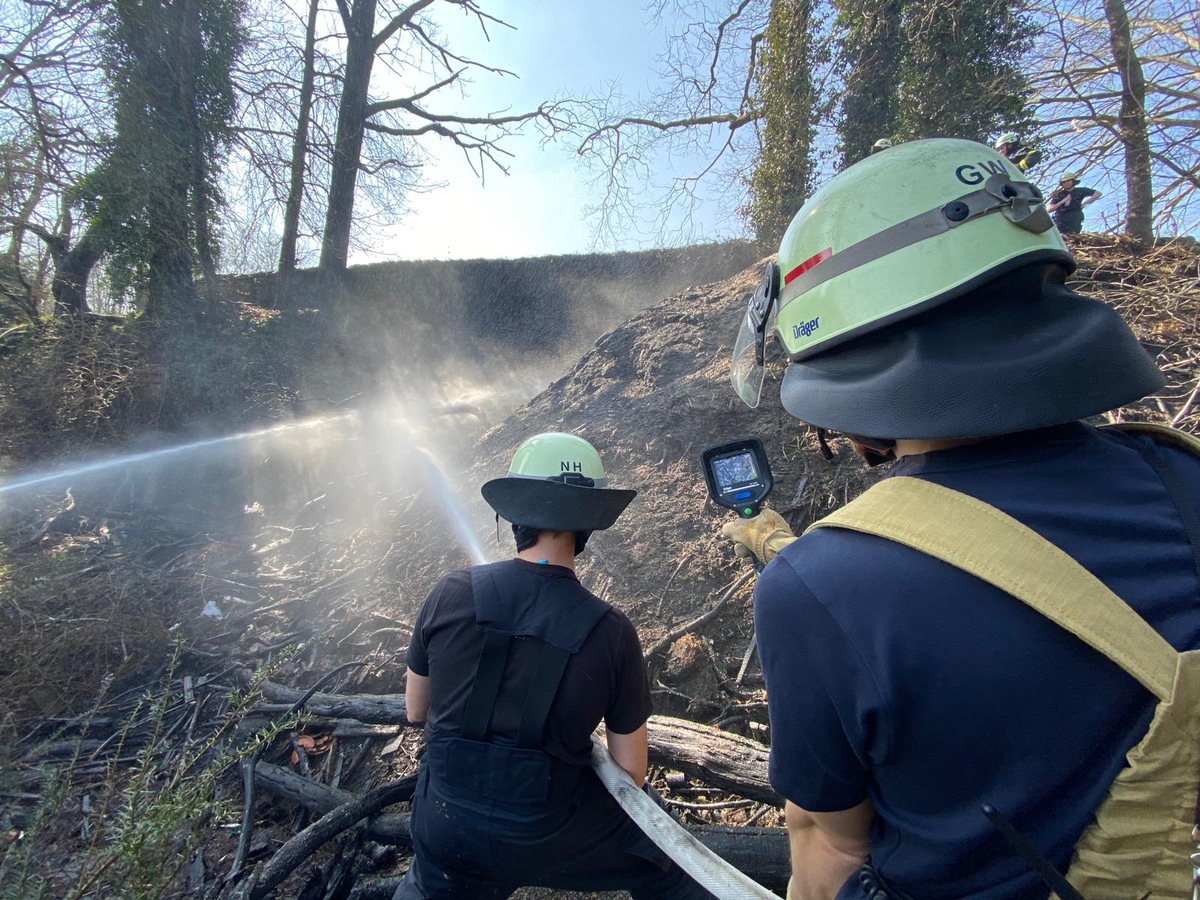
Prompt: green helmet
<box><xmin>995</xmin><ymin>132</ymin><xmax>1020</xmax><ymax>147</ymax></box>
<box><xmin>481</xmin><ymin>433</ymin><xmax>636</xmax><ymax>532</ymax></box>
<box><xmin>731</xmin><ymin>138</ymin><xmax>1164</xmax><ymax>438</ymax></box>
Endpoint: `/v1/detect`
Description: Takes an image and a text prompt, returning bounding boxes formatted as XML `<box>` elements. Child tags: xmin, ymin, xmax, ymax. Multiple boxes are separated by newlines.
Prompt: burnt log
<box><xmin>645</xmin><ymin>715</ymin><xmax>780</xmax><ymax>807</ymax></box>
<box><xmin>255</xmin><ymin>762</ymin><xmax>410</xmax><ymax>846</ymax></box>
<box><xmin>255</xmin><ymin>763</ymin><xmax>789</xmax><ymax>892</ymax></box>
<box><xmin>250</xmin><ymin>677</ymin><xmax>409</xmax><ymax>724</ymax></box>
<box><xmin>244</xmin><ymin>775</ymin><xmax>416</xmax><ymax>900</ymax></box>
<box><xmin>346</xmin><ymin>823</ymin><xmax>789</xmax><ymax>897</ymax></box>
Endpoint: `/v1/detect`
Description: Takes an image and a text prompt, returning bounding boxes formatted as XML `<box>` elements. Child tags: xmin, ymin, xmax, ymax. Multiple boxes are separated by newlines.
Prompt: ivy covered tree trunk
<box><xmin>1102</xmin><ymin>0</ymin><xmax>1154</xmax><ymax>244</ymax></box>
<box><xmin>76</xmin><ymin>0</ymin><xmax>243</xmax><ymax>321</ymax></box>
<box><xmin>51</xmin><ymin>227</ymin><xmax>102</xmax><ymax>317</ymax></box>
<box><xmin>747</xmin><ymin>0</ymin><xmax>823</xmax><ymax>249</ymax></box>
<box><xmin>837</xmin><ymin>0</ymin><xmax>903</xmax><ymax>165</ymax></box>
<box><xmin>894</xmin><ymin>0</ymin><xmax>1035</xmax><ymax>143</ymax></box>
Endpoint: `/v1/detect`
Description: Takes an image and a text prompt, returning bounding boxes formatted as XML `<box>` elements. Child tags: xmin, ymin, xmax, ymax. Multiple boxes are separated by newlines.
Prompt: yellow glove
<box><xmin>721</xmin><ymin>508</ymin><xmax>796</xmax><ymax>566</ymax></box>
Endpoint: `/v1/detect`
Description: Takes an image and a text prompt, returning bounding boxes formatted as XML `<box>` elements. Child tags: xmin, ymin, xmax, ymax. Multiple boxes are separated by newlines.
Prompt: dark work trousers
<box><xmin>393</xmin><ymin>761</ymin><xmax>714</xmax><ymax>899</ymax></box>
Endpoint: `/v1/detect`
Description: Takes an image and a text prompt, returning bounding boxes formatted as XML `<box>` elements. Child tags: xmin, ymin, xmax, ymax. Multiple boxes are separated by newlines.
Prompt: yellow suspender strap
<box><xmin>807</xmin><ymin>477</ymin><xmax>1178</xmax><ymax>702</ymax></box>
<box><xmin>1105</xmin><ymin>421</ymin><xmax>1200</xmax><ymax>457</ymax></box>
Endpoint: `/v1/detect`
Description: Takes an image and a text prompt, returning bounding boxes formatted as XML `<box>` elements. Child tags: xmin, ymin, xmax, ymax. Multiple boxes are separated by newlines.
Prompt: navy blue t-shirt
<box><xmin>754</xmin><ymin>423</ymin><xmax>1200</xmax><ymax>899</ymax></box>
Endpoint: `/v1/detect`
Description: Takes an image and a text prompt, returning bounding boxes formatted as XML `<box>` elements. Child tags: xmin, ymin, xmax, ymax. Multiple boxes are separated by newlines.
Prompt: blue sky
<box><xmin>365</xmin><ymin>1</ymin><xmax>746</xmax><ymax>263</ymax></box>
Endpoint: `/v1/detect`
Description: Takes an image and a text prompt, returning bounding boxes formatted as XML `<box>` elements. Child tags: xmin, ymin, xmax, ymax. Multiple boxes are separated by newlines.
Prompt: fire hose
<box><xmin>590</xmin><ymin>736</ymin><xmax>779</xmax><ymax>899</ymax></box>
<box><xmin>587</xmin><ymin>435</ymin><xmax>782</xmax><ymax>898</ymax></box>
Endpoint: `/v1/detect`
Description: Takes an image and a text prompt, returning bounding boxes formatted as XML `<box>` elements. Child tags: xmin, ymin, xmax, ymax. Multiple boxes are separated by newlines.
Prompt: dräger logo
<box><xmin>793</xmin><ymin>317</ymin><xmax>820</xmax><ymax>339</ymax></box>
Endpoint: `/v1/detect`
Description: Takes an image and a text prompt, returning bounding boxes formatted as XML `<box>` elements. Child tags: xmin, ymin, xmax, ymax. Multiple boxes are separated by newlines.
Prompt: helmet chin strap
<box><xmin>847</xmin><ymin>433</ymin><xmax>898</xmax><ymax>467</ymax></box>
<box><xmin>509</xmin><ymin>520</ymin><xmax>593</xmax><ymax>556</ymax></box>
<box><xmin>815</xmin><ymin>429</ymin><xmax>897</xmax><ymax>466</ymax></box>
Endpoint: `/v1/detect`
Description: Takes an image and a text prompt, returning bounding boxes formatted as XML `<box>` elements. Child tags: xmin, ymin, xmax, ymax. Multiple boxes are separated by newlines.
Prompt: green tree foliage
<box><xmin>76</xmin><ymin>0</ymin><xmax>245</xmax><ymax>320</ymax></box>
<box><xmin>837</xmin><ymin>0</ymin><xmax>903</xmax><ymax>164</ymax></box>
<box><xmin>746</xmin><ymin>0</ymin><xmax>829</xmax><ymax>247</ymax></box>
<box><xmin>837</xmin><ymin>0</ymin><xmax>1036</xmax><ymax>165</ymax></box>
<box><xmin>895</xmin><ymin>0</ymin><xmax>1036</xmax><ymax>143</ymax></box>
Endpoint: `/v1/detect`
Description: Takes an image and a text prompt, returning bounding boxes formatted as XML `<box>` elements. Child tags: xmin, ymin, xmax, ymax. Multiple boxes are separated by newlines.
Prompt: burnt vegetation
<box><xmin>0</xmin><ymin>235</ymin><xmax>1196</xmax><ymax>898</ymax></box>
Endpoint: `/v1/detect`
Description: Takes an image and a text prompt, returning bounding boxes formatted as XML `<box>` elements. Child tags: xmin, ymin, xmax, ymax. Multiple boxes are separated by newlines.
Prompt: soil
<box><xmin>0</xmin><ymin>233</ymin><xmax>1196</xmax><ymax>898</ymax></box>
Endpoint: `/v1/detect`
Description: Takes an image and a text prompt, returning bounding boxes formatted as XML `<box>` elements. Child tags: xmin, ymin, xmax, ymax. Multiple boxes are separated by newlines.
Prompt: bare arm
<box><xmin>405</xmin><ymin>669</ymin><xmax>429</xmax><ymax>724</ymax></box>
<box><xmin>784</xmin><ymin>798</ymin><xmax>874</xmax><ymax>900</ymax></box>
<box><xmin>605</xmin><ymin>722</ymin><xmax>648</xmax><ymax>785</ymax></box>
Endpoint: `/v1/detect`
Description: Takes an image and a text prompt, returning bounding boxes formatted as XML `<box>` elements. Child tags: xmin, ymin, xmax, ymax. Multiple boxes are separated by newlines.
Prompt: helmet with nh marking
<box><xmin>481</xmin><ymin>433</ymin><xmax>636</xmax><ymax>532</ymax></box>
<box><xmin>730</xmin><ymin>138</ymin><xmax>1163</xmax><ymax>439</ymax></box>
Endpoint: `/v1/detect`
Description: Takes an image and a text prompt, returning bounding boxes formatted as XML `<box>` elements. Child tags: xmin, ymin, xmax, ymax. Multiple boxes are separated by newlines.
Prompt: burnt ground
<box><xmin>0</xmin><ymin>234</ymin><xmax>1196</xmax><ymax>898</ymax></box>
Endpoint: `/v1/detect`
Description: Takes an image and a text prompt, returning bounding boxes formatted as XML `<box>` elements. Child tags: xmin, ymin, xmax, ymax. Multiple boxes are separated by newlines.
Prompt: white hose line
<box><xmin>590</xmin><ymin>735</ymin><xmax>778</xmax><ymax>899</ymax></box>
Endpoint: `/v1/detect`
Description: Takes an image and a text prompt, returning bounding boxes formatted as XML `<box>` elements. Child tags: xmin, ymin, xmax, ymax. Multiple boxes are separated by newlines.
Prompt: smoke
<box><xmin>0</xmin><ymin>243</ymin><xmax>759</xmax><ymax>631</ymax></box>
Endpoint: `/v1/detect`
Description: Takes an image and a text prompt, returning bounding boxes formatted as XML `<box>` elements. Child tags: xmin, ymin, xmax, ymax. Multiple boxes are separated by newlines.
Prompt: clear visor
<box><xmin>730</xmin><ymin>302</ymin><xmax>774</xmax><ymax>408</ymax></box>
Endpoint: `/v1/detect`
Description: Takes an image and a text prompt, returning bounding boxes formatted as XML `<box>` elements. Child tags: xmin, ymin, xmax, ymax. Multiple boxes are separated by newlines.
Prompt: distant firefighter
<box><xmin>1048</xmin><ymin>173</ymin><xmax>1102</xmax><ymax>235</ymax></box>
<box><xmin>993</xmin><ymin>131</ymin><xmax>1042</xmax><ymax>172</ymax></box>
<box><xmin>872</xmin><ymin>138</ymin><xmax>893</xmax><ymax>153</ymax></box>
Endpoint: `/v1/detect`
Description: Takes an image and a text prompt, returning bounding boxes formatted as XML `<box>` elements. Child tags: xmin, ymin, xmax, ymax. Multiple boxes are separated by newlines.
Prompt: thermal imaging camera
<box><xmin>701</xmin><ymin>436</ymin><xmax>773</xmax><ymax>519</ymax></box>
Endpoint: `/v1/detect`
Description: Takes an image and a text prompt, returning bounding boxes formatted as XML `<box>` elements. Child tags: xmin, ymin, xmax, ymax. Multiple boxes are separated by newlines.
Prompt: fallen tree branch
<box><xmin>243</xmin><ymin>775</ymin><xmax>416</xmax><ymax>900</ymax></box>
<box><xmin>345</xmin><ymin>824</ymin><xmax>790</xmax><ymax>898</ymax></box>
<box><xmin>255</xmin><ymin>762</ymin><xmax>413</xmax><ymax>845</ymax></box>
<box><xmin>228</xmin><ymin>661</ymin><xmax>371</xmax><ymax>884</ymax></box>
<box><xmin>245</xmin><ymin>674</ymin><xmax>410</xmax><ymax>724</ymax></box>
<box><xmin>645</xmin><ymin>570</ymin><xmax>755</xmax><ymax>659</ymax></box>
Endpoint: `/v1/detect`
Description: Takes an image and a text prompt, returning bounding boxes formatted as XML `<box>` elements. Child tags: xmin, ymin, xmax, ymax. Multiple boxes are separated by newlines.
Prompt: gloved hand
<box><xmin>721</xmin><ymin>507</ymin><xmax>796</xmax><ymax>566</ymax></box>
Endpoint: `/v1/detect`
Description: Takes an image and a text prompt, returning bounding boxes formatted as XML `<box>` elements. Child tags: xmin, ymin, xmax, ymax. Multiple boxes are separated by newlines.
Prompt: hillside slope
<box><xmin>0</xmin><ymin>234</ymin><xmax>1194</xmax><ymax>899</ymax></box>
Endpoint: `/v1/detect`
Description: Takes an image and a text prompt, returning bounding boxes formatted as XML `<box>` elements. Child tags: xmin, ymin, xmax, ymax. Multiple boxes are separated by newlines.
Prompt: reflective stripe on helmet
<box><xmin>777</xmin><ymin>174</ymin><xmax>1052</xmax><ymax>346</ymax></box>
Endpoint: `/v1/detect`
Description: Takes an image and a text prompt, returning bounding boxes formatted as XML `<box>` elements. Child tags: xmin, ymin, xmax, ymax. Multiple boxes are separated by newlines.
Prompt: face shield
<box><xmin>730</xmin><ymin>262</ymin><xmax>780</xmax><ymax>408</ymax></box>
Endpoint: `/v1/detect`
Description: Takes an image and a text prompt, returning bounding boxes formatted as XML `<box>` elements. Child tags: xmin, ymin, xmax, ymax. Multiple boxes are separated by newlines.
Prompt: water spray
<box><xmin>0</xmin><ymin>414</ymin><xmax>353</xmax><ymax>498</ymax></box>
<box><xmin>411</xmin><ymin>447</ymin><xmax>490</xmax><ymax>566</ymax></box>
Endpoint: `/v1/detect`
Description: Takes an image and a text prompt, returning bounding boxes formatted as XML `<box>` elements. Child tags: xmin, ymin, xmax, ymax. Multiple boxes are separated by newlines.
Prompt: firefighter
<box><xmin>724</xmin><ymin>138</ymin><xmax>1200</xmax><ymax>899</ymax></box>
<box><xmin>395</xmin><ymin>432</ymin><xmax>711</xmax><ymax>899</ymax></box>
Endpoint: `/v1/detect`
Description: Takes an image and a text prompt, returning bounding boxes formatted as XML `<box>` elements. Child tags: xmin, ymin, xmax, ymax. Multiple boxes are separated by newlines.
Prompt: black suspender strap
<box><xmin>460</xmin><ymin>630</ymin><xmax>511</xmax><ymax>741</ymax></box>
<box><xmin>464</xmin><ymin>561</ymin><xmax>612</xmax><ymax>747</ymax></box>
<box><xmin>516</xmin><ymin>645</ymin><xmax>571</xmax><ymax>749</ymax></box>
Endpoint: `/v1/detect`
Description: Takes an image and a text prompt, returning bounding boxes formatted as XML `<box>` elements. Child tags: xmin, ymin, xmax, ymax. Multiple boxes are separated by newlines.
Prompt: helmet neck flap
<box><xmin>779</xmin><ymin>263</ymin><xmax>1165</xmax><ymax>439</ymax></box>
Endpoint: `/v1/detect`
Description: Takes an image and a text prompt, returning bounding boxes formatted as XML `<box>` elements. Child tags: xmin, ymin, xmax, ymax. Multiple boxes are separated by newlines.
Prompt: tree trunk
<box><xmin>123</xmin><ymin>0</ymin><xmax>198</xmax><ymax>321</ymax></box>
<box><xmin>179</xmin><ymin>0</ymin><xmax>220</xmax><ymax>307</ymax></box>
<box><xmin>838</xmin><ymin>0</ymin><xmax>903</xmax><ymax>165</ymax></box>
<box><xmin>644</xmin><ymin>715</ymin><xmax>780</xmax><ymax>806</ymax></box>
<box><xmin>52</xmin><ymin>227</ymin><xmax>102</xmax><ymax>316</ymax></box>
<box><xmin>279</xmin><ymin>0</ymin><xmax>321</xmax><ymax>278</ymax></box>
<box><xmin>748</xmin><ymin>0</ymin><xmax>818</xmax><ymax>247</ymax></box>
<box><xmin>1103</xmin><ymin>0</ymin><xmax>1154</xmax><ymax>243</ymax></box>
<box><xmin>319</xmin><ymin>0</ymin><xmax>378</xmax><ymax>273</ymax></box>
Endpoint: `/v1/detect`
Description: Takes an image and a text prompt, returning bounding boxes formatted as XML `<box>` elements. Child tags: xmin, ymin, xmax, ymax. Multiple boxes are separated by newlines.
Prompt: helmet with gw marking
<box><xmin>730</xmin><ymin>138</ymin><xmax>1163</xmax><ymax>439</ymax></box>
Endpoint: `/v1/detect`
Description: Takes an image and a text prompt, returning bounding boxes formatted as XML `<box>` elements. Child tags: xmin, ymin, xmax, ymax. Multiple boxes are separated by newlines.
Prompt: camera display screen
<box><xmin>712</xmin><ymin>451</ymin><xmax>759</xmax><ymax>492</ymax></box>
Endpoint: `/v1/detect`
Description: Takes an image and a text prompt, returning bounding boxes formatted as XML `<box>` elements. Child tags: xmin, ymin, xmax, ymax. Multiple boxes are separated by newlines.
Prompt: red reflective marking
<box><xmin>783</xmin><ymin>248</ymin><xmax>832</xmax><ymax>285</ymax></box>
